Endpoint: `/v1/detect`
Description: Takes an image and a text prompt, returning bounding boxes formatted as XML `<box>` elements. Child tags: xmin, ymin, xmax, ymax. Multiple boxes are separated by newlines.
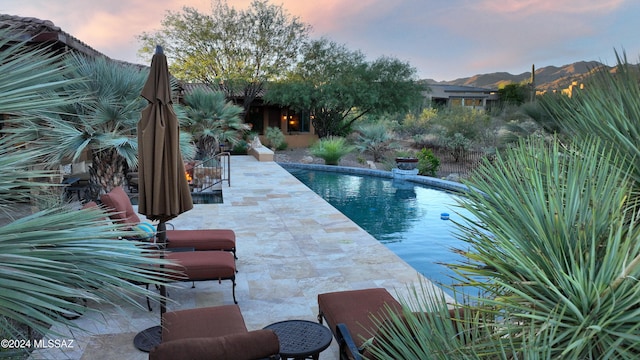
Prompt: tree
<box><xmin>179</xmin><ymin>89</ymin><xmax>248</xmax><ymax>160</ymax></box>
<box><xmin>265</xmin><ymin>38</ymin><xmax>426</xmax><ymax>137</ymax></box>
<box><xmin>22</xmin><ymin>54</ymin><xmax>148</xmax><ymax>196</ymax></box>
<box><xmin>497</xmin><ymin>82</ymin><xmax>529</xmax><ymax>105</ymax></box>
<box><xmin>0</xmin><ymin>29</ymin><xmax>171</xmax><ymax>355</ymax></box>
<box><xmin>137</xmin><ymin>0</ymin><xmax>310</xmax><ymax>117</ymax></box>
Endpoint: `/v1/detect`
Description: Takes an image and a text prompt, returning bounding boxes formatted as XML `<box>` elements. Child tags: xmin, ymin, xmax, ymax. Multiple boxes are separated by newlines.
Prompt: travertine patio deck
<box><xmin>30</xmin><ymin>155</ymin><xmax>452</xmax><ymax>360</ymax></box>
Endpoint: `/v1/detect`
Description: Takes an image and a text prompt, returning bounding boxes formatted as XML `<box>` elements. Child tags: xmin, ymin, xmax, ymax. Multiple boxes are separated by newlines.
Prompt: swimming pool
<box><xmin>283</xmin><ymin>165</ymin><xmax>474</xmax><ymax>296</ymax></box>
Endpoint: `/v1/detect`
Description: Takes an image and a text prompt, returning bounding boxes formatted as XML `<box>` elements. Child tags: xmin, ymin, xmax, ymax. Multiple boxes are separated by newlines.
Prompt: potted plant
<box><xmin>394</xmin><ymin>150</ymin><xmax>419</xmax><ymax>170</ymax></box>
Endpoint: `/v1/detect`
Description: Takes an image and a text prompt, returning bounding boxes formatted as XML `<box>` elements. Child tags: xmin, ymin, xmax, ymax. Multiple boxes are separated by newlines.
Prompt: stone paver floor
<box><xmin>30</xmin><ymin>155</ymin><xmax>452</xmax><ymax>360</ymax></box>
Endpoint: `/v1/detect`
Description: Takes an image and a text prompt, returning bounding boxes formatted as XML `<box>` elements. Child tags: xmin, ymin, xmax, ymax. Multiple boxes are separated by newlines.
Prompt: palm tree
<box><xmin>52</xmin><ymin>54</ymin><xmax>147</xmax><ymax>195</ymax></box>
<box><xmin>0</xmin><ymin>30</ymin><xmax>174</xmax><ymax>357</ymax></box>
<box><xmin>179</xmin><ymin>89</ymin><xmax>248</xmax><ymax>161</ymax></box>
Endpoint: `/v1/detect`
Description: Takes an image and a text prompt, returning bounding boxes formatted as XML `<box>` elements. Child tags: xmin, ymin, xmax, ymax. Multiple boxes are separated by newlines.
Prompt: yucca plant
<box><xmin>539</xmin><ymin>51</ymin><xmax>640</xmax><ymax>186</ymax></box>
<box><xmin>457</xmin><ymin>137</ymin><xmax>640</xmax><ymax>358</ymax></box>
<box><xmin>179</xmin><ymin>89</ymin><xmax>248</xmax><ymax>160</ymax></box>
<box><xmin>0</xmin><ymin>32</ymin><xmax>176</xmax><ymax>357</ymax></box>
<box><xmin>368</xmin><ymin>137</ymin><xmax>640</xmax><ymax>359</ymax></box>
<box><xmin>309</xmin><ymin>136</ymin><xmax>355</xmax><ymax>165</ymax></box>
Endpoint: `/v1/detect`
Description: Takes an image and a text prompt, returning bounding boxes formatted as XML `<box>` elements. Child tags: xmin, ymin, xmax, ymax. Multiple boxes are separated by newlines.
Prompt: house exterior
<box><xmin>0</xmin><ymin>14</ymin><xmax>106</xmax><ymax>59</ymax></box>
<box><xmin>426</xmin><ymin>84</ymin><xmax>499</xmax><ymax>111</ymax></box>
<box><xmin>180</xmin><ymin>83</ymin><xmax>318</xmax><ymax>148</ymax></box>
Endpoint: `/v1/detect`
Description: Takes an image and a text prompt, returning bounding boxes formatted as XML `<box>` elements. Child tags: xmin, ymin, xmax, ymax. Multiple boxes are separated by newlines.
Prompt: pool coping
<box><xmin>277</xmin><ymin>162</ymin><xmax>470</xmax><ymax>194</ymax></box>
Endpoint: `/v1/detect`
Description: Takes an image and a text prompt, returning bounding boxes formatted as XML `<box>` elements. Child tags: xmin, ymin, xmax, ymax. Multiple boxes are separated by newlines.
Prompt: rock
<box><xmin>250</xmin><ymin>136</ymin><xmax>263</xmax><ymax>148</ymax></box>
<box><xmin>301</xmin><ymin>156</ymin><xmax>314</xmax><ymax>164</ymax></box>
<box><xmin>445</xmin><ymin>173</ymin><xmax>461</xmax><ymax>182</ymax></box>
<box><xmin>366</xmin><ymin>161</ymin><xmax>377</xmax><ymax>169</ymax></box>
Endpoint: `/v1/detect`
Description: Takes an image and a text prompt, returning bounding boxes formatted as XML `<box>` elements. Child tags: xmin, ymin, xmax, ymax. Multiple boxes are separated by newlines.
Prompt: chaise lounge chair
<box><xmin>318</xmin><ymin>288</ymin><xmax>467</xmax><ymax>360</ymax></box>
<box><xmin>318</xmin><ymin>288</ymin><xmax>403</xmax><ymax>360</ymax></box>
<box><xmin>100</xmin><ymin>186</ymin><xmax>237</xmax><ymax>258</ymax></box>
<box><xmin>84</xmin><ymin>200</ymin><xmax>238</xmax><ymax>304</ymax></box>
<box><xmin>148</xmin><ymin>305</ymin><xmax>280</xmax><ymax>360</ymax></box>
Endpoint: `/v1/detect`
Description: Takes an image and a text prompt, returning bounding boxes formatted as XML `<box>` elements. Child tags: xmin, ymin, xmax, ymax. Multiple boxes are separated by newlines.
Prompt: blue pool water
<box><xmin>285</xmin><ymin>167</ymin><xmax>475</xmax><ymax>297</ymax></box>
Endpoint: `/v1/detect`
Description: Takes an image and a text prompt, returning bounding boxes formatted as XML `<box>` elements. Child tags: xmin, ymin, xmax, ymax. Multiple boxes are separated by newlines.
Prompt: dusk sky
<box><xmin>1</xmin><ymin>0</ymin><xmax>639</xmax><ymax>81</ymax></box>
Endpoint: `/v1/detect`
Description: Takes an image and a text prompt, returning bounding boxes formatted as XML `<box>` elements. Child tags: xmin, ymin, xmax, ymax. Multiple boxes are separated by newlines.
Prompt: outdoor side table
<box><xmin>264</xmin><ymin>320</ymin><xmax>332</xmax><ymax>360</ymax></box>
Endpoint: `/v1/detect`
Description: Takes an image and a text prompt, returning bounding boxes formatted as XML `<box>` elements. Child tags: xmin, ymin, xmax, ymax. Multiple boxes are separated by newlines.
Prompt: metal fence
<box><xmin>430</xmin><ymin>148</ymin><xmax>489</xmax><ymax>179</ymax></box>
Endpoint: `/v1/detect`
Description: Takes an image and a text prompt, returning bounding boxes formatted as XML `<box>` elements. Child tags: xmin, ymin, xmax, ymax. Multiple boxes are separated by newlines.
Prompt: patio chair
<box><xmin>318</xmin><ymin>288</ymin><xmax>403</xmax><ymax>360</ymax></box>
<box><xmin>100</xmin><ymin>186</ymin><xmax>236</xmax><ymax>258</ymax></box>
<box><xmin>148</xmin><ymin>305</ymin><xmax>280</xmax><ymax>360</ymax></box>
<box><xmin>318</xmin><ymin>288</ymin><xmax>468</xmax><ymax>360</ymax></box>
<box><xmin>82</xmin><ymin>201</ymin><xmax>237</xmax><ymax>306</ymax></box>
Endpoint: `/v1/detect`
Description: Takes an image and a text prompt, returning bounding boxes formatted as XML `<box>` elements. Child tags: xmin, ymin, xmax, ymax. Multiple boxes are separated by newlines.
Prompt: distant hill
<box><xmin>426</xmin><ymin>61</ymin><xmax>611</xmax><ymax>91</ymax></box>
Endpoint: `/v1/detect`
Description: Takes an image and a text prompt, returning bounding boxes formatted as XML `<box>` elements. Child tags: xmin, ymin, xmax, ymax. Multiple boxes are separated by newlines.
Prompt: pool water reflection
<box><xmin>286</xmin><ymin>167</ymin><xmax>475</xmax><ymax>297</ymax></box>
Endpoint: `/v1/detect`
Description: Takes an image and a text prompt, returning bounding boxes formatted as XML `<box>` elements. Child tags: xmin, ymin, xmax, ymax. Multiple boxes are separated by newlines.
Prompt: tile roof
<box><xmin>0</xmin><ymin>14</ymin><xmax>106</xmax><ymax>59</ymax></box>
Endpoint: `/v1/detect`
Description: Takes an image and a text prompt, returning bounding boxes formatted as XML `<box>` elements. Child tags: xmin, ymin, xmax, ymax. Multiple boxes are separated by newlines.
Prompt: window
<box><xmin>283</xmin><ymin>110</ymin><xmax>310</xmax><ymax>133</ymax></box>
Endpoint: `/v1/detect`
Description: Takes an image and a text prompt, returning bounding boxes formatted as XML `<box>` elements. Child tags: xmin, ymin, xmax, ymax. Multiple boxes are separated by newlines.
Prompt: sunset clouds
<box><xmin>0</xmin><ymin>0</ymin><xmax>638</xmax><ymax>80</ymax></box>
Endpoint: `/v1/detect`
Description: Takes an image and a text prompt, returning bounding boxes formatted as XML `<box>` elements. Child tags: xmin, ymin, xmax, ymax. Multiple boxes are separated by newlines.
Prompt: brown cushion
<box><xmin>167</xmin><ymin>229</ymin><xmax>236</xmax><ymax>251</ymax></box>
<box><xmin>150</xmin><ymin>330</ymin><xmax>279</xmax><ymax>360</ymax></box>
<box><xmin>162</xmin><ymin>305</ymin><xmax>248</xmax><ymax>342</ymax></box>
<box><xmin>318</xmin><ymin>288</ymin><xmax>403</xmax><ymax>349</ymax></box>
<box><xmin>166</xmin><ymin>251</ymin><xmax>236</xmax><ymax>281</ymax></box>
<box><xmin>100</xmin><ymin>186</ymin><xmax>141</xmax><ymax>226</ymax></box>
<box><xmin>81</xmin><ymin>201</ymin><xmax>98</xmax><ymax>209</ymax></box>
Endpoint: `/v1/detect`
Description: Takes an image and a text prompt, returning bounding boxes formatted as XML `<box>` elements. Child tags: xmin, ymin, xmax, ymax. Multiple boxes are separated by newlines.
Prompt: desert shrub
<box><xmin>264</xmin><ymin>126</ymin><xmax>287</xmax><ymax>150</ymax></box>
<box><xmin>231</xmin><ymin>140</ymin><xmax>248</xmax><ymax>154</ymax></box>
<box><xmin>309</xmin><ymin>136</ymin><xmax>355</xmax><ymax>165</ymax></box>
<box><xmin>396</xmin><ymin>108</ymin><xmax>438</xmax><ymax>135</ymax></box>
<box><xmin>354</xmin><ymin>123</ymin><xmax>393</xmax><ymax>162</ymax></box>
<box><xmin>416</xmin><ymin>148</ymin><xmax>440</xmax><ymax>177</ymax></box>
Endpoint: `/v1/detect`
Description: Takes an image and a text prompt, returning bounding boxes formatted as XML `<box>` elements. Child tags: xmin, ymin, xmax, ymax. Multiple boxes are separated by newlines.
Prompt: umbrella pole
<box><xmin>157</xmin><ymin>220</ymin><xmax>167</xmax><ymax>316</ymax></box>
<box><xmin>133</xmin><ymin>220</ymin><xmax>167</xmax><ymax>352</ymax></box>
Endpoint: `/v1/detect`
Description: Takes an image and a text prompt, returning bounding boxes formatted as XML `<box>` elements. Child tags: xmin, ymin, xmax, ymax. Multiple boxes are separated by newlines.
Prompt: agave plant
<box><xmin>0</xmin><ymin>31</ymin><xmax>175</xmax><ymax>356</ymax></box>
<box><xmin>179</xmin><ymin>89</ymin><xmax>248</xmax><ymax>160</ymax></box>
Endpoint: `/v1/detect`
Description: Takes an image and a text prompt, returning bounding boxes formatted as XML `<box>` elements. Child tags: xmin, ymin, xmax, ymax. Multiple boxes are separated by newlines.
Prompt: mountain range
<box><xmin>426</xmin><ymin>61</ymin><xmax>611</xmax><ymax>91</ymax></box>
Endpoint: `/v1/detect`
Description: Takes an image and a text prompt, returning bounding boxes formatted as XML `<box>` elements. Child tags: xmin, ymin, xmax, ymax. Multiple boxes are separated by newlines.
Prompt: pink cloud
<box><xmin>477</xmin><ymin>0</ymin><xmax>626</xmax><ymax>16</ymax></box>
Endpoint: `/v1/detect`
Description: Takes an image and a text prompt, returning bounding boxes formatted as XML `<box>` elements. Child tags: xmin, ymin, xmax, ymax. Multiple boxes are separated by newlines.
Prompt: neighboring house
<box><xmin>426</xmin><ymin>84</ymin><xmax>499</xmax><ymax>111</ymax></box>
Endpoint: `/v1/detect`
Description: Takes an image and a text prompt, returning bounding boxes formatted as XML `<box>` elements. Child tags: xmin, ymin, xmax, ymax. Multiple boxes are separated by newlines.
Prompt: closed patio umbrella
<box><xmin>134</xmin><ymin>45</ymin><xmax>193</xmax><ymax>352</ymax></box>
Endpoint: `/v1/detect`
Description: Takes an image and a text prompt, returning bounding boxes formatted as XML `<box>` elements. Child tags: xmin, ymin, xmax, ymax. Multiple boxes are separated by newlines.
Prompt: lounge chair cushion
<box><xmin>318</xmin><ymin>288</ymin><xmax>403</xmax><ymax>349</ymax></box>
<box><xmin>167</xmin><ymin>229</ymin><xmax>235</xmax><ymax>251</ymax></box>
<box><xmin>100</xmin><ymin>186</ymin><xmax>141</xmax><ymax>226</ymax></box>
<box><xmin>100</xmin><ymin>187</ymin><xmax>237</xmax><ymax>253</ymax></box>
<box><xmin>149</xmin><ymin>330</ymin><xmax>279</xmax><ymax>360</ymax></box>
<box><xmin>165</xmin><ymin>251</ymin><xmax>236</xmax><ymax>281</ymax></box>
<box><xmin>162</xmin><ymin>305</ymin><xmax>248</xmax><ymax>342</ymax></box>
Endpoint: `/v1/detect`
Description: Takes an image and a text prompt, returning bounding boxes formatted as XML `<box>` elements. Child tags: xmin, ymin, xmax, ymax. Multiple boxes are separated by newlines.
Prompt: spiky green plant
<box><xmin>265</xmin><ymin>126</ymin><xmax>286</xmax><ymax>150</ymax></box>
<box><xmin>179</xmin><ymin>89</ymin><xmax>248</xmax><ymax>160</ymax></box>
<box><xmin>354</xmin><ymin>123</ymin><xmax>393</xmax><ymax>162</ymax></box>
<box><xmin>540</xmin><ymin>51</ymin><xmax>640</xmax><ymax>185</ymax></box>
<box><xmin>309</xmin><ymin>136</ymin><xmax>355</xmax><ymax>165</ymax></box>
<box><xmin>368</xmin><ymin>137</ymin><xmax>640</xmax><ymax>359</ymax></box>
<box><xmin>10</xmin><ymin>54</ymin><xmax>197</xmax><ymax>197</ymax></box>
<box><xmin>457</xmin><ymin>137</ymin><xmax>640</xmax><ymax>358</ymax></box>
<box><xmin>0</xmin><ymin>33</ymin><xmax>175</xmax><ymax>356</ymax></box>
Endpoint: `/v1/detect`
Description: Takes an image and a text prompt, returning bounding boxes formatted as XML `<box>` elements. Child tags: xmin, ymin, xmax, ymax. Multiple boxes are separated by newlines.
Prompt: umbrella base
<box><xmin>134</xmin><ymin>325</ymin><xmax>161</xmax><ymax>352</ymax></box>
